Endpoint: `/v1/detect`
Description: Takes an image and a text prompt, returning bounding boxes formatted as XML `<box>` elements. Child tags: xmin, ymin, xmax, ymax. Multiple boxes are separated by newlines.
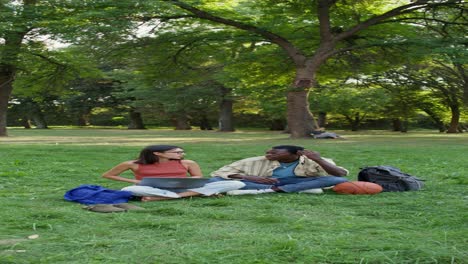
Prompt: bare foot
<box><xmin>141</xmin><ymin>196</ymin><xmax>175</xmax><ymax>202</ymax></box>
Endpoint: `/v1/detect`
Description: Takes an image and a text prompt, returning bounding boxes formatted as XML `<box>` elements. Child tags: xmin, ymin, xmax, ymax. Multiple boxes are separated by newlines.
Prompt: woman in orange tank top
<box><xmin>102</xmin><ymin>145</ymin><xmax>244</xmax><ymax>201</ymax></box>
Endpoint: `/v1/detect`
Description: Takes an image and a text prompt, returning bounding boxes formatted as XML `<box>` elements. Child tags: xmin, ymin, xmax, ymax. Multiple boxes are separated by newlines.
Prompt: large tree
<box><xmin>0</xmin><ymin>0</ymin><xmax>145</xmax><ymax>136</ymax></box>
<box><xmin>0</xmin><ymin>0</ymin><xmax>37</xmax><ymax>135</ymax></box>
<box><xmin>105</xmin><ymin>27</ymin><xmax>255</xmax><ymax>131</ymax></box>
<box><xmin>160</xmin><ymin>0</ymin><xmax>464</xmax><ymax>137</ymax></box>
<box><xmin>371</xmin><ymin>3</ymin><xmax>468</xmax><ymax>133</ymax></box>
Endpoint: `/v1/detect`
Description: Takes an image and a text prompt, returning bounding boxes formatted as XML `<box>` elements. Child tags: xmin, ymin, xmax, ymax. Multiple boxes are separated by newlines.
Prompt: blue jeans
<box><xmin>209</xmin><ymin>176</ymin><xmax>348</xmax><ymax>193</ymax></box>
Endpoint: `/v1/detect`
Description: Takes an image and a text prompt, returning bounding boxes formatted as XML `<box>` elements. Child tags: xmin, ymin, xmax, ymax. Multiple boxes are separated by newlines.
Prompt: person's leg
<box><xmin>208</xmin><ymin>177</ymin><xmax>274</xmax><ymax>195</ymax></box>
<box><xmin>188</xmin><ymin>181</ymin><xmax>246</xmax><ymax>196</ymax></box>
<box><xmin>141</xmin><ymin>190</ymin><xmax>202</xmax><ymax>202</ymax></box>
<box><xmin>143</xmin><ymin>181</ymin><xmax>246</xmax><ymax>201</ymax></box>
<box><xmin>239</xmin><ymin>181</ymin><xmax>273</xmax><ymax>190</ymax></box>
<box><xmin>275</xmin><ymin>176</ymin><xmax>348</xmax><ymax>193</ymax></box>
<box><xmin>121</xmin><ymin>186</ymin><xmax>180</xmax><ymax>198</ymax></box>
<box><xmin>142</xmin><ymin>190</ymin><xmax>203</xmax><ymax>201</ymax></box>
<box><xmin>208</xmin><ymin>177</ymin><xmax>272</xmax><ymax>190</ymax></box>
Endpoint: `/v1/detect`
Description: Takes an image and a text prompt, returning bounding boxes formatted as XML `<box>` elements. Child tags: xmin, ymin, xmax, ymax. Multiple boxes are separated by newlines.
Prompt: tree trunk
<box><xmin>24</xmin><ymin>101</ymin><xmax>48</xmax><ymax>129</ymax></box>
<box><xmin>446</xmin><ymin>103</ymin><xmax>460</xmax><ymax>133</ymax></box>
<box><xmin>174</xmin><ymin>115</ymin><xmax>191</xmax><ymax>130</ymax></box>
<box><xmin>286</xmin><ymin>61</ymin><xmax>322</xmax><ymax>138</ymax></box>
<box><xmin>0</xmin><ymin>4</ymin><xmax>31</xmax><ymax>136</ymax></box>
<box><xmin>351</xmin><ymin>123</ymin><xmax>359</xmax><ymax>131</ymax></box>
<box><xmin>287</xmin><ymin>77</ymin><xmax>318</xmax><ymax>138</ymax></box>
<box><xmin>32</xmin><ymin>112</ymin><xmax>48</xmax><ymax>129</ymax></box>
<box><xmin>317</xmin><ymin>112</ymin><xmax>327</xmax><ymax>128</ymax></box>
<box><xmin>287</xmin><ymin>89</ymin><xmax>317</xmax><ymax>137</ymax></box>
<box><xmin>345</xmin><ymin>114</ymin><xmax>360</xmax><ymax>131</ymax></box>
<box><xmin>128</xmin><ymin>110</ymin><xmax>146</xmax><ymax>129</ymax></box>
<box><xmin>22</xmin><ymin>117</ymin><xmax>32</xmax><ymax>129</ymax></box>
<box><xmin>0</xmin><ymin>69</ymin><xmax>14</xmax><ymax>136</ymax></box>
<box><xmin>400</xmin><ymin>120</ymin><xmax>408</xmax><ymax>133</ymax></box>
<box><xmin>269</xmin><ymin>118</ymin><xmax>286</xmax><ymax>131</ymax></box>
<box><xmin>421</xmin><ymin>107</ymin><xmax>446</xmax><ymax>132</ymax></box>
<box><xmin>454</xmin><ymin>63</ymin><xmax>468</xmax><ymax>106</ymax></box>
<box><xmin>219</xmin><ymin>87</ymin><xmax>234</xmax><ymax>132</ymax></box>
<box><xmin>392</xmin><ymin>118</ymin><xmax>402</xmax><ymax>132</ymax></box>
<box><xmin>199</xmin><ymin>115</ymin><xmax>213</xmax><ymax>130</ymax></box>
<box><xmin>76</xmin><ymin>115</ymin><xmax>89</xmax><ymax>126</ymax></box>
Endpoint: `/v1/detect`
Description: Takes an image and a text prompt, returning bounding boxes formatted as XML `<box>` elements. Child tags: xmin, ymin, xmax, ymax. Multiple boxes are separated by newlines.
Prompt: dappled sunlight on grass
<box><xmin>0</xmin><ymin>128</ymin><xmax>289</xmax><ymax>145</ymax></box>
<box><xmin>0</xmin><ymin>136</ymin><xmax>288</xmax><ymax>145</ymax></box>
<box><xmin>1</xmin><ymin>128</ymin><xmax>466</xmax><ymax>146</ymax></box>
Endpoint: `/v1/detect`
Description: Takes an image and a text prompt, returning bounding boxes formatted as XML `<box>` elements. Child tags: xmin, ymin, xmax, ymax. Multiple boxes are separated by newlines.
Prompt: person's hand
<box><xmin>298</xmin><ymin>150</ymin><xmax>321</xmax><ymax>161</ymax></box>
<box><xmin>240</xmin><ymin>176</ymin><xmax>279</xmax><ymax>184</ymax></box>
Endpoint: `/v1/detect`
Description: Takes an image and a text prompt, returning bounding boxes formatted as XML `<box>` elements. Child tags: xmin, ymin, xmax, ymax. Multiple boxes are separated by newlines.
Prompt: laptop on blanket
<box><xmin>138</xmin><ymin>177</ymin><xmax>210</xmax><ymax>189</ymax></box>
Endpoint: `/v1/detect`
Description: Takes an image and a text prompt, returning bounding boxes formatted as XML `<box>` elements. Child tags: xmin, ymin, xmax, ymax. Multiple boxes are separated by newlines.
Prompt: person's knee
<box><xmin>230</xmin><ymin>181</ymin><xmax>246</xmax><ymax>189</ymax></box>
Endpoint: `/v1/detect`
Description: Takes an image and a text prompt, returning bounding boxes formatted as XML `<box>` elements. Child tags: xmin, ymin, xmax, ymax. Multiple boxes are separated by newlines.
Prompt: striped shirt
<box><xmin>210</xmin><ymin>155</ymin><xmax>348</xmax><ymax>179</ymax></box>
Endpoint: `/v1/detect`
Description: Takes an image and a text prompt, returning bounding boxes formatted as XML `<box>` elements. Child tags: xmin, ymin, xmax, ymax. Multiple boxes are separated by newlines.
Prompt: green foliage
<box><xmin>0</xmin><ymin>129</ymin><xmax>467</xmax><ymax>263</ymax></box>
<box><xmin>310</xmin><ymin>83</ymin><xmax>390</xmax><ymax>130</ymax></box>
<box><xmin>2</xmin><ymin>0</ymin><xmax>466</xmax><ymax>133</ymax></box>
<box><xmin>13</xmin><ymin>47</ymin><xmax>102</xmax><ymax>98</ymax></box>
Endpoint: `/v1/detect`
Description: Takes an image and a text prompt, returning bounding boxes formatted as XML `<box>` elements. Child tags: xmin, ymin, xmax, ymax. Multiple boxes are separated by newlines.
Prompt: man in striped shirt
<box><xmin>210</xmin><ymin>145</ymin><xmax>348</xmax><ymax>195</ymax></box>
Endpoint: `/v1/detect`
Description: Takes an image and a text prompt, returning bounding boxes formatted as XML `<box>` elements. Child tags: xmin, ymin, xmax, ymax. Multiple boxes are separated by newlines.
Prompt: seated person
<box><xmin>102</xmin><ymin>145</ymin><xmax>244</xmax><ymax>201</ymax></box>
<box><xmin>209</xmin><ymin>145</ymin><xmax>348</xmax><ymax>195</ymax></box>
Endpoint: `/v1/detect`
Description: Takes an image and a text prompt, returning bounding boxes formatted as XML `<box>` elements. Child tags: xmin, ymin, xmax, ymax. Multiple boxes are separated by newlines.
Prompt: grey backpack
<box><xmin>358</xmin><ymin>166</ymin><xmax>425</xmax><ymax>192</ymax></box>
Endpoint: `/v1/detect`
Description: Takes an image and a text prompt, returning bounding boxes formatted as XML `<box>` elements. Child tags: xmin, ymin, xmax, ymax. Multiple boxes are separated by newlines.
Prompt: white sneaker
<box><xmin>298</xmin><ymin>188</ymin><xmax>324</xmax><ymax>194</ymax></box>
<box><xmin>226</xmin><ymin>189</ymin><xmax>275</xmax><ymax>195</ymax></box>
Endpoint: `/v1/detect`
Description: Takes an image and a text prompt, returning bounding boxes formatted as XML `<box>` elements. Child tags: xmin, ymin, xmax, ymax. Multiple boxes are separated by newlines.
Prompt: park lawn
<box><xmin>0</xmin><ymin>128</ymin><xmax>466</xmax><ymax>264</ymax></box>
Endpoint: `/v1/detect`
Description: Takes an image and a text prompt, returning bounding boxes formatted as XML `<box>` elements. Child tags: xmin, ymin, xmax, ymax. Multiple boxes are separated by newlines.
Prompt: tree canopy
<box><xmin>1</xmin><ymin>0</ymin><xmax>467</xmax><ymax>135</ymax></box>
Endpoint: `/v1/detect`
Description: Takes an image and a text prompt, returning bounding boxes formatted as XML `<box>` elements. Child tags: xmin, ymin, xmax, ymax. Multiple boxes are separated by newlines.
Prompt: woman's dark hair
<box><xmin>134</xmin><ymin>145</ymin><xmax>181</xmax><ymax>164</ymax></box>
<box><xmin>272</xmin><ymin>145</ymin><xmax>304</xmax><ymax>154</ymax></box>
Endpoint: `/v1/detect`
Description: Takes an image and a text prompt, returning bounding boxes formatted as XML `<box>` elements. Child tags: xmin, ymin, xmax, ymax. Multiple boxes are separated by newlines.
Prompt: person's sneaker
<box><xmin>113</xmin><ymin>203</ymin><xmax>145</xmax><ymax>210</ymax></box>
<box><xmin>298</xmin><ymin>188</ymin><xmax>324</xmax><ymax>194</ymax></box>
<box><xmin>226</xmin><ymin>189</ymin><xmax>275</xmax><ymax>195</ymax></box>
<box><xmin>82</xmin><ymin>204</ymin><xmax>126</xmax><ymax>213</ymax></box>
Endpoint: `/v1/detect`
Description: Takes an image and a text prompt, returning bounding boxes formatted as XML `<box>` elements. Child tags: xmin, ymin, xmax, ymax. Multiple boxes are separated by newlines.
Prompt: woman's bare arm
<box><xmin>102</xmin><ymin>161</ymin><xmax>140</xmax><ymax>184</ymax></box>
<box><xmin>183</xmin><ymin>160</ymin><xmax>203</xmax><ymax>177</ymax></box>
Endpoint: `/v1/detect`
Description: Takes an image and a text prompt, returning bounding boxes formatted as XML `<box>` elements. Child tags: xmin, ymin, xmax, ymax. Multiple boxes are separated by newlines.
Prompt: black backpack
<box><xmin>358</xmin><ymin>166</ymin><xmax>425</xmax><ymax>192</ymax></box>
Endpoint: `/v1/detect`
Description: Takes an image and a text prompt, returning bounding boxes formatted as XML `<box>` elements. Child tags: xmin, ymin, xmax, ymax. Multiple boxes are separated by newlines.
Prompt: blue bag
<box><xmin>64</xmin><ymin>184</ymin><xmax>133</xmax><ymax>205</ymax></box>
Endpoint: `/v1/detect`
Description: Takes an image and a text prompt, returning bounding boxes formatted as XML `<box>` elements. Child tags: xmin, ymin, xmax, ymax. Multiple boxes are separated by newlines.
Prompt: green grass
<box><xmin>0</xmin><ymin>128</ymin><xmax>467</xmax><ymax>263</ymax></box>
